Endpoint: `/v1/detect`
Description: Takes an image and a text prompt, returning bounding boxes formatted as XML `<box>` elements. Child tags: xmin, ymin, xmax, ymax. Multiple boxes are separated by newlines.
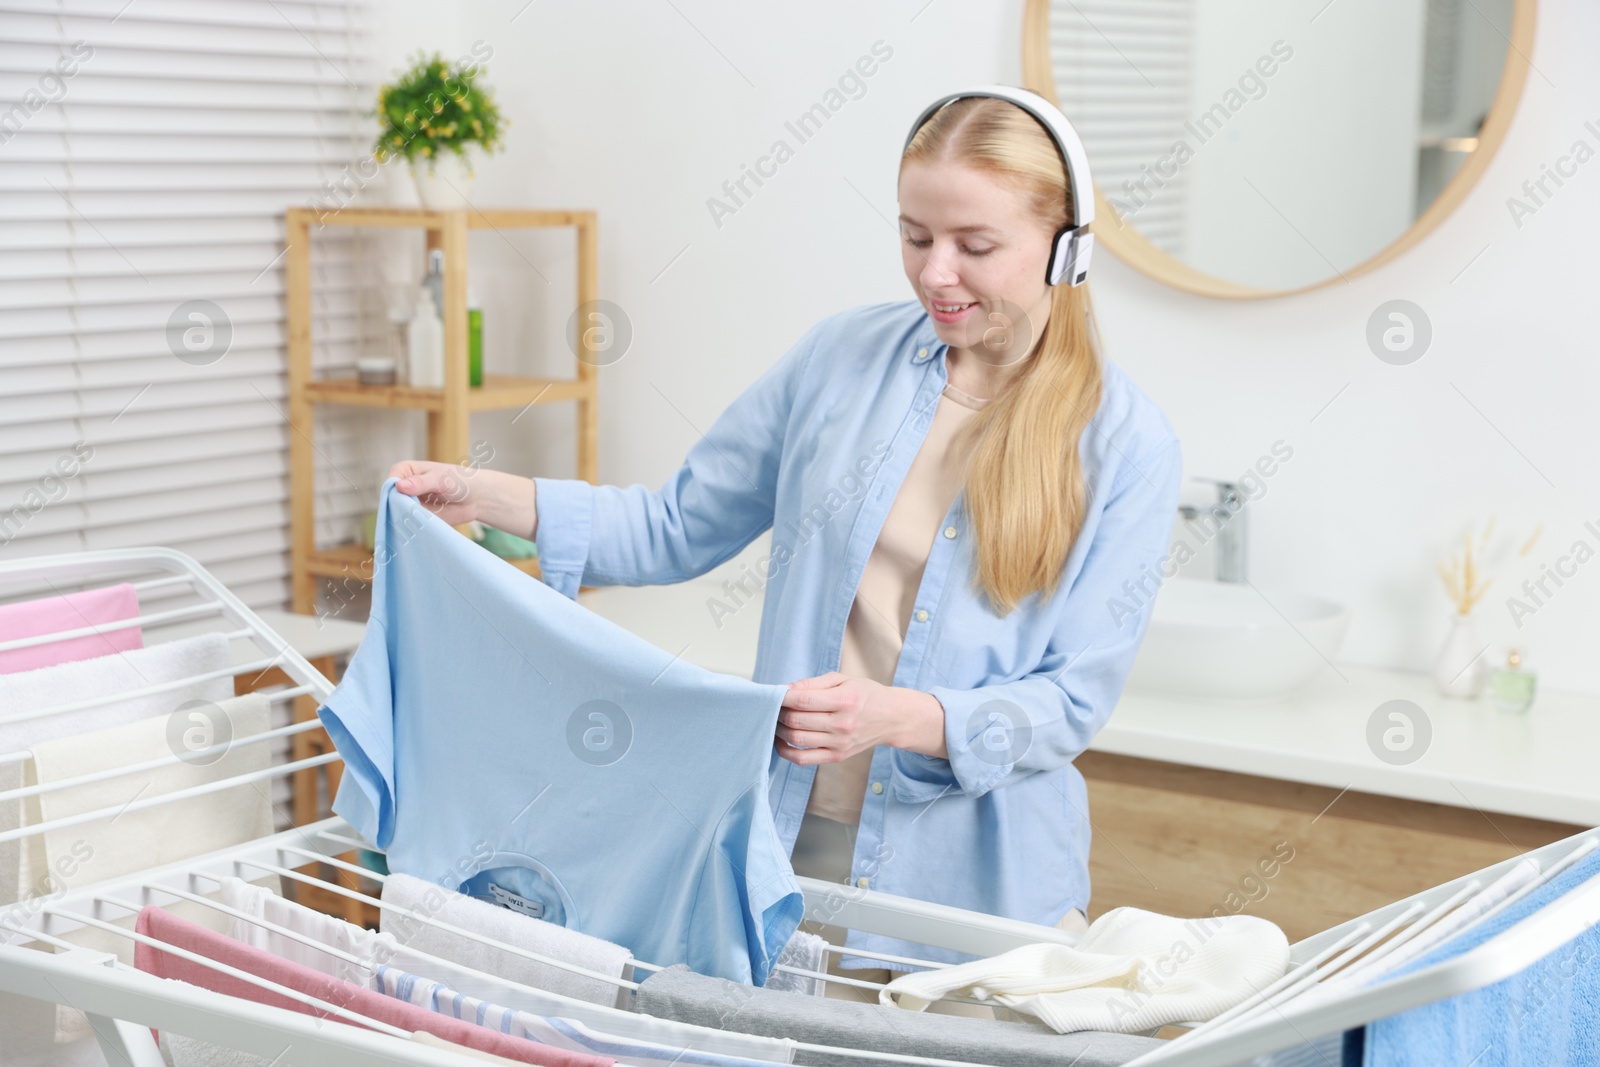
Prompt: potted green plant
<box><xmin>373</xmin><ymin>50</ymin><xmax>505</xmax><ymax>209</ymax></box>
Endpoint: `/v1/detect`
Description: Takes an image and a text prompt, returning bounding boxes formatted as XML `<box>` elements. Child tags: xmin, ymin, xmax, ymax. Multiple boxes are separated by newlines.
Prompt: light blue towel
<box><xmin>320</xmin><ymin>478</ymin><xmax>802</xmax><ymax>986</ymax></box>
<box><xmin>1364</xmin><ymin>847</ymin><xmax>1600</xmax><ymax>1065</ymax></box>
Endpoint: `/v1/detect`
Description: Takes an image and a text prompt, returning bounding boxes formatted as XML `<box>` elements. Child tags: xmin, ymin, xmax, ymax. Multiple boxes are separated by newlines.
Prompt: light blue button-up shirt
<box><xmin>533</xmin><ymin>298</ymin><xmax>1182</xmax><ymax>967</ymax></box>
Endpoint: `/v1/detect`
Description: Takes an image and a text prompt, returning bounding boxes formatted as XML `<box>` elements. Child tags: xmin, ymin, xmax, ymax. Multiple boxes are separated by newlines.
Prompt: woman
<box><xmin>389</xmin><ymin>89</ymin><xmax>1181</xmax><ymax>987</ymax></box>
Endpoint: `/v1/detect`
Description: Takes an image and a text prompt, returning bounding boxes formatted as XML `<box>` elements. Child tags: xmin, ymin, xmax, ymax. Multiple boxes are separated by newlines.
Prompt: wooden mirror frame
<box><xmin>1021</xmin><ymin>0</ymin><xmax>1538</xmax><ymax>299</ymax></box>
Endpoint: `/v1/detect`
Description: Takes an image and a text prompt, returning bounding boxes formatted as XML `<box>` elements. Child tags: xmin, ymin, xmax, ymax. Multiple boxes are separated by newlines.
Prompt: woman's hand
<box><xmin>386</xmin><ymin>460</ymin><xmax>539</xmax><ymax>541</ymax></box>
<box><xmin>775</xmin><ymin>672</ymin><xmax>950</xmax><ymax>765</ymax></box>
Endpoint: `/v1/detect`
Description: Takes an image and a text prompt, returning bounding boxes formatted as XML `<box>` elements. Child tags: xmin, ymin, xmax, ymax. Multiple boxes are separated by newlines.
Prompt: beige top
<box><xmin>806</xmin><ymin>381</ymin><xmax>991</xmax><ymax>824</ymax></box>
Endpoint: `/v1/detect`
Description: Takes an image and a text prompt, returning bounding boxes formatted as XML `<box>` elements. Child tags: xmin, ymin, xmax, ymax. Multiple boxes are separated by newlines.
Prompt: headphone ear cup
<box><xmin>1046</xmin><ymin>226</ymin><xmax>1075</xmax><ymax>286</ymax></box>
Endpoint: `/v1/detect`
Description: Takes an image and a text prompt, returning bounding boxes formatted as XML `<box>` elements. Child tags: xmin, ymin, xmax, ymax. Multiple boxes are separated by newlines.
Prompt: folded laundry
<box><xmin>636</xmin><ymin>963</ymin><xmax>1165</xmax><ymax>1067</ymax></box>
<box><xmin>320</xmin><ymin>478</ymin><xmax>802</xmax><ymax>986</ymax></box>
<box><xmin>133</xmin><ymin>905</ymin><xmax>615</xmax><ymax>1067</ymax></box>
<box><xmin>0</xmin><ymin>631</ymin><xmax>233</xmax><ymax>905</ymax></box>
<box><xmin>376</xmin><ymin>963</ymin><xmax>783</xmax><ymax>1067</ymax></box>
<box><xmin>879</xmin><ymin>907</ymin><xmax>1289</xmax><ymax>1035</ymax></box>
<box><xmin>0</xmin><ymin>581</ymin><xmax>142</xmax><ymax>675</ymax></box>
<box><xmin>381</xmin><ymin>872</ymin><xmax>630</xmax><ymax>1009</ymax></box>
<box><xmin>224</xmin><ymin>876</ymin><xmax>795</xmax><ymax>1065</ymax></box>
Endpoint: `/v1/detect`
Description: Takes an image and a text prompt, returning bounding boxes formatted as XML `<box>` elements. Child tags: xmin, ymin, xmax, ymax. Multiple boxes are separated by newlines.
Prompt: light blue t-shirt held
<box><xmin>531</xmin><ymin>298</ymin><xmax>1183</xmax><ymax>968</ymax></box>
<box><xmin>319</xmin><ymin>478</ymin><xmax>803</xmax><ymax>986</ymax></box>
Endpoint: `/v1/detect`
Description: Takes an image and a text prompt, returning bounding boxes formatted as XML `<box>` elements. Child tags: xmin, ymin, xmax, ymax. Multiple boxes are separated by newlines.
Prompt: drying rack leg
<box><xmin>86</xmin><ymin>1013</ymin><xmax>166</xmax><ymax>1067</ymax></box>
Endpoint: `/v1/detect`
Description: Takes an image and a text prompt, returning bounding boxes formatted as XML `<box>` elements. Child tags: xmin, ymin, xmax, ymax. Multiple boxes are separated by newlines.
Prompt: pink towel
<box><xmin>0</xmin><ymin>582</ymin><xmax>142</xmax><ymax>674</ymax></box>
<box><xmin>133</xmin><ymin>906</ymin><xmax>614</xmax><ymax>1067</ymax></box>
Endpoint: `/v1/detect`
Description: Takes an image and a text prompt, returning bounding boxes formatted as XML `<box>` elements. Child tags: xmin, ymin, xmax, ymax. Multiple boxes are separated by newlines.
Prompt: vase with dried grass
<box><xmin>1432</xmin><ymin>518</ymin><xmax>1542</xmax><ymax>698</ymax></box>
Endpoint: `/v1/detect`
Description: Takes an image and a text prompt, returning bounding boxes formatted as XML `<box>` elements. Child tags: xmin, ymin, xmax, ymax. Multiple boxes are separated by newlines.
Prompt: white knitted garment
<box><xmin>880</xmin><ymin>907</ymin><xmax>1289</xmax><ymax>1034</ymax></box>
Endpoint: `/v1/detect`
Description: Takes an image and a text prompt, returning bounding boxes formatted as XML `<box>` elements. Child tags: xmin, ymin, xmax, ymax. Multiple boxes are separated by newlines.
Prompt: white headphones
<box><xmin>903</xmin><ymin>85</ymin><xmax>1095</xmax><ymax>287</ymax></box>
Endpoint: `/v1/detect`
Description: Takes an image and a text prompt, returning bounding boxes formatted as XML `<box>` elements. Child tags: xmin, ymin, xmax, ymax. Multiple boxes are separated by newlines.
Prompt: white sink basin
<box><xmin>1124</xmin><ymin>580</ymin><xmax>1349</xmax><ymax>702</ymax></box>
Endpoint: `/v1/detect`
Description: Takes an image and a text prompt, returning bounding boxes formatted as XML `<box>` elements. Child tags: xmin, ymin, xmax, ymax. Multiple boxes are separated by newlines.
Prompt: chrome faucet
<box><xmin>1178</xmin><ymin>479</ymin><xmax>1248</xmax><ymax>583</ymax></box>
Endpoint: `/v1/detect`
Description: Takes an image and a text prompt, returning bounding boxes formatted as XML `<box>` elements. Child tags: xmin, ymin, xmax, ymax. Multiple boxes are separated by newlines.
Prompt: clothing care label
<box><xmin>486</xmin><ymin>882</ymin><xmax>545</xmax><ymax>919</ymax></box>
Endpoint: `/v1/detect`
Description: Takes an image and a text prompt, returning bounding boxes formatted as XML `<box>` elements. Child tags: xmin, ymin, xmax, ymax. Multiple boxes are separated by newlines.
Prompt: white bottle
<box><xmin>407</xmin><ymin>284</ymin><xmax>444</xmax><ymax>389</ymax></box>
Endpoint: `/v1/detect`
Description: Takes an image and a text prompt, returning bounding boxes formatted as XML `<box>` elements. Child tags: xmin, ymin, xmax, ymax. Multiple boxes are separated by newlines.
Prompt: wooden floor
<box><xmin>1078</xmin><ymin>751</ymin><xmax>1586</xmax><ymax>943</ymax></box>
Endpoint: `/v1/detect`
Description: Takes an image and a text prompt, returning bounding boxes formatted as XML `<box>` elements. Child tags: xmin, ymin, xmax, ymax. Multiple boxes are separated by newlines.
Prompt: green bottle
<box><xmin>467</xmin><ymin>286</ymin><xmax>484</xmax><ymax>387</ymax></box>
<box><xmin>1489</xmin><ymin>647</ymin><xmax>1537</xmax><ymax>714</ymax></box>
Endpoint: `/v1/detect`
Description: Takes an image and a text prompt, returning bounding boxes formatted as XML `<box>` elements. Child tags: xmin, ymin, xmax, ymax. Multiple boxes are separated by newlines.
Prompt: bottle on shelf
<box><xmin>423</xmin><ymin>248</ymin><xmax>445</xmax><ymax>325</ymax></box>
<box><xmin>387</xmin><ymin>292</ymin><xmax>412</xmax><ymax>384</ymax></box>
<box><xmin>407</xmin><ymin>283</ymin><xmax>444</xmax><ymax>389</ymax></box>
<box><xmin>467</xmin><ymin>285</ymin><xmax>484</xmax><ymax>388</ymax></box>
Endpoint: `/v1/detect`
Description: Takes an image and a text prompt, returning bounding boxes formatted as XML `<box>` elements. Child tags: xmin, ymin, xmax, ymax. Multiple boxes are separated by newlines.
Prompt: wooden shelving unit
<box><xmin>283</xmin><ymin>206</ymin><xmax>600</xmax><ymax>615</ymax></box>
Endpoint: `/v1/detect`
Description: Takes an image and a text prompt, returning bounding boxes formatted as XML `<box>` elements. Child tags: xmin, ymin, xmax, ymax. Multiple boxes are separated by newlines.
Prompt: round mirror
<box><xmin>1023</xmin><ymin>0</ymin><xmax>1535</xmax><ymax>297</ymax></box>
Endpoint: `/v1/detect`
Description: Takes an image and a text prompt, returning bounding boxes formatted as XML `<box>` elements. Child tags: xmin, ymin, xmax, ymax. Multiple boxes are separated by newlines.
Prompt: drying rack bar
<box><xmin>0</xmin><ymin>600</ymin><xmax>225</xmax><ymax>655</ymax></box>
<box><xmin>0</xmin><ymin>711</ymin><xmax>322</xmax><ymax>789</ymax></box>
<box><xmin>0</xmin><ymin>944</ymin><xmax>509</xmax><ymax>1067</ymax></box>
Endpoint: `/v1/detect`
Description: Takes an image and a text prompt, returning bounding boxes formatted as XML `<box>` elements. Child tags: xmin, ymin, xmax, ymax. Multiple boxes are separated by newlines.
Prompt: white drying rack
<box><xmin>0</xmin><ymin>547</ymin><xmax>1593</xmax><ymax>1067</ymax></box>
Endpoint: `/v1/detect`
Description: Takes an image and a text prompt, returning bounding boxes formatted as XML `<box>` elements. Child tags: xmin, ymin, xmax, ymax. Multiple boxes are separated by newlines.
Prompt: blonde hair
<box><xmin>902</xmin><ymin>96</ymin><xmax>1105</xmax><ymax>616</ymax></box>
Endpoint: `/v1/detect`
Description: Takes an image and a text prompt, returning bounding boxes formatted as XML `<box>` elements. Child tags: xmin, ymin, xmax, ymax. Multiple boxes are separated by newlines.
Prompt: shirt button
<box><xmin>856</xmin><ymin>876</ymin><xmax>870</xmax><ymax>889</ymax></box>
<box><xmin>916</xmin><ymin>346</ymin><xmax>928</xmax><ymax>359</ymax></box>
<box><xmin>871</xmin><ymin>781</ymin><xmax>884</xmax><ymax>795</ymax></box>
<box><xmin>943</xmin><ymin>526</ymin><xmax>957</xmax><ymax>539</ymax></box>
<box><xmin>914</xmin><ymin>609</ymin><xmax>929</xmax><ymax>623</ymax></box>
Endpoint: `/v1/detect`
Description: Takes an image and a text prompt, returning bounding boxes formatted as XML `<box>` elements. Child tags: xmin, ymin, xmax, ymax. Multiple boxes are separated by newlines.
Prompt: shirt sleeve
<box><xmin>530</xmin><ymin>318</ymin><xmax>825</xmax><ymax>601</ymax></box>
<box><xmin>890</xmin><ymin>434</ymin><xmax>1183</xmax><ymax>801</ymax></box>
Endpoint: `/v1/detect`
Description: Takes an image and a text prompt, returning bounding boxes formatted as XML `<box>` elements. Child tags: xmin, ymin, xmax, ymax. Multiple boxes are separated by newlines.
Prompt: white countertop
<box><xmin>577</xmin><ymin>578</ymin><xmax>1600</xmax><ymax>829</ymax></box>
<box><xmin>1100</xmin><ymin>665</ymin><xmax>1599</xmax><ymax>828</ymax></box>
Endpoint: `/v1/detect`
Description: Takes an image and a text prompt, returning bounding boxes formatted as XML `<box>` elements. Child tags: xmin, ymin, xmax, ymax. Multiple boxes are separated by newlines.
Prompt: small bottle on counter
<box><xmin>1488</xmin><ymin>647</ymin><xmax>1536</xmax><ymax>714</ymax></box>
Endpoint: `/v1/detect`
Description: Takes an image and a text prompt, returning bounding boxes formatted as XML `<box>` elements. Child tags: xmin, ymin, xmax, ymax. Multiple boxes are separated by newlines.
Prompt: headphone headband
<box><xmin>902</xmin><ymin>85</ymin><xmax>1095</xmax><ymax>287</ymax></box>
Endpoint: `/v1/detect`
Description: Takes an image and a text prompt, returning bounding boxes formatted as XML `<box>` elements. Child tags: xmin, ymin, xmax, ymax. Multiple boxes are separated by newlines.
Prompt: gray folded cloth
<box><xmin>637</xmin><ymin>963</ymin><xmax>1165</xmax><ymax>1067</ymax></box>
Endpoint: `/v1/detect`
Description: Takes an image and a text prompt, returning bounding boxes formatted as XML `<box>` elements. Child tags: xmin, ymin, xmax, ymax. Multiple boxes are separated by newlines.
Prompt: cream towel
<box><xmin>30</xmin><ymin>691</ymin><xmax>275</xmax><ymax>888</ymax></box>
<box><xmin>380</xmin><ymin>872</ymin><xmax>632</xmax><ymax>1008</ymax></box>
<box><xmin>28</xmin><ymin>690</ymin><xmax>276</xmax><ymax>1042</ymax></box>
<box><xmin>880</xmin><ymin>907</ymin><xmax>1289</xmax><ymax>1034</ymax></box>
<box><xmin>0</xmin><ymin>632</ymin><xmax>234</xmax><ymax>905</ymax></box>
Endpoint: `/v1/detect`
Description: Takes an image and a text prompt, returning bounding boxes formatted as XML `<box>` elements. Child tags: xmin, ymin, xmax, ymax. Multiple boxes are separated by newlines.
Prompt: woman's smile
<box><xmin>929</xmin><ymin>298</ymin><xmax>979</xmax><ymax>324</ymax></box>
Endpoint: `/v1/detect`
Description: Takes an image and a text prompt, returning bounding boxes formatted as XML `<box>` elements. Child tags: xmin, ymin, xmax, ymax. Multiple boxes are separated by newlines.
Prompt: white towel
<box><xmin>0</xmin><ymin>632</ymin><xmax>234</xmax><ymax>905</ymax></box>
<box><xmin>764</xmin><ymin>928</ymin><xmax>828</xmax><ymax>996</ymax></box>
<box><xmin>880</xmin><ymin>907</ymin><xmax>1289</xmax><ymax>1034</ymax></box>
<box><xmin>380</xmin><ymin>872</ymin><xmax>632</xmax><ymax>1008</ymax></box>
<box><xmin>221</xmin><ymin>874</ymin><xmax>404</xmax><ymax>985</ymax></box>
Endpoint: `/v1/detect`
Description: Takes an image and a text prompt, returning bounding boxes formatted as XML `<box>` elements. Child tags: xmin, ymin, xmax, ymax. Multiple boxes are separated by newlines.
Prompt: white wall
<box><xmin>369</xmin><ymin>0</ymin><xmax>1600</xmax><ymax>696</ymax></box>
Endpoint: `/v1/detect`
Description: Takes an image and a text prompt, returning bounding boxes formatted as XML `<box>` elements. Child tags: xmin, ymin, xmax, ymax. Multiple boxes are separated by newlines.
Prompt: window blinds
<box><xmin>0</xmin><ymin>0</ymin><xmax>407</xmax><ymax>613</ymax></box>
<box><xmin>1048</xmin><ymin>0</ymin><xmax>1194</xmax><ymax>256</ymax></box>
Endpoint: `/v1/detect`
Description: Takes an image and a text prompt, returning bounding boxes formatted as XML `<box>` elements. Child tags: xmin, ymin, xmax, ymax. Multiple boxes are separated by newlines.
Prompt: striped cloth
<box><xmin>373</xmin><ymin>965</ymin><xmax>785</xmax><ymax>1067</ymax></box>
